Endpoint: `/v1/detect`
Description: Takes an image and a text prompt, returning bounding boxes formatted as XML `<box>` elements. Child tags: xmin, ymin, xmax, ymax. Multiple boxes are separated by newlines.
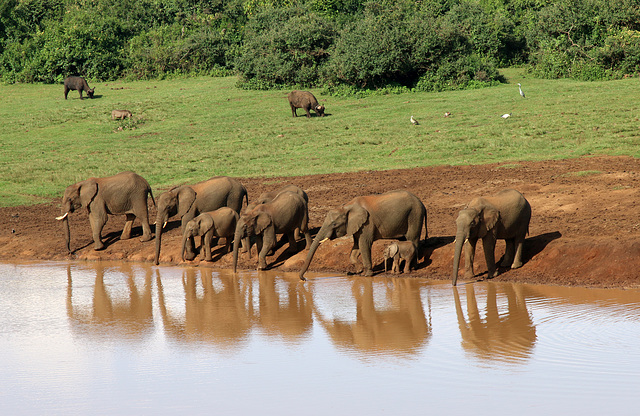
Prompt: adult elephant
<box><xmin>298</xmin><ymin>190</ymin><xmax>428</xmax><ymax>280</ymax></box>
<box><xmin>154</xmin><ymin>176</ymin><xmax>248</xmax><ymax>264</ymax></box>
<box><xmin>452</xmin><ymin>188</ymin><xmax>531</xmax><ymax>286</ymax></box>
<box><xmin>232</xmin><ymin>191</ymin><xmax>312</xmax><ymax>272</ymax></box>
<box><xmin>56</xmin><ymin>171</ymin><xmax>154</xmax><ymax>252</ymax></box>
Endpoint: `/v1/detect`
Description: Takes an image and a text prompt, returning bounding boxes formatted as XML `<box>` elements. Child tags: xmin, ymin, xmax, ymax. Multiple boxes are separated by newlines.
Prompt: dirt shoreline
<box><xmin>2</xmin><ymin>156</ymin><xmax>639</xmax><ymax>288</ymax></box>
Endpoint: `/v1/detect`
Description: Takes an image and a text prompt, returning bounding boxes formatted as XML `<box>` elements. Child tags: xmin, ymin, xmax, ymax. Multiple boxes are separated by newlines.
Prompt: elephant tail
<box><xmin>149</xmin><ymin>188</ymin><xmax>156</xmax><ymax>208</ymax></box>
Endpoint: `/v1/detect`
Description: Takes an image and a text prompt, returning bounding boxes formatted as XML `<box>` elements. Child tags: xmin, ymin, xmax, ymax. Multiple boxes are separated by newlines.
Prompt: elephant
<box><xmin>299</xmin><ymin>189</ymin><xmax>428</xmax><ymax>280</ymax></box>
<box><xmin>154</xmin><ymin>176</ymin><xmax>248</xmax><ymax>265</ymax></box>
<box><xmin>181</xmin><ymin>207</ymin><xmax>239</xmax><ymax>262</ymax></box>
<box><xmin>56</xmin><ymin>171</ymin><xmax>154</xmax><ymax>252</ymax></box>
<box><xmin>232</xmin><ymin>191</ymin><xmax>312</xmax><ymax>272</ymax></box>
<box><xmin>243</xmin><ymin>184</ymin><xmax>309</xmax><ymax>253</ymax></box>
<box><xmin>383</xmin><ymin>240</ymin><xmax>417</xmax><ymax>274</ymax></box>
<box><xmin>452</xmin><ymin>188</ymin><xmax>531</xmax><ymax>286</ymax></box>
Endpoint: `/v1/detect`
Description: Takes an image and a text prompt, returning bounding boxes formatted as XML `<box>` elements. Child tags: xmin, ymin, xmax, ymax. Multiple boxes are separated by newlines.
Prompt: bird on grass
<box><xmin>501</xmin><ymin>113</ymin><xmax>512</xmax><ymax>119</ymax></box>
<box><xmin>410</xmin><ymin>115</ymin><xmax>419</xmax><ymax>125</ymax></box>
<box><xmin>518</xmin><ymin>83</ymin><xmax>526</xmax><ymax>98</ymax></box>
<box><xmin>444</xmin><ymin>112</ymin><xmax>451</xmax><ymax>117</ymax></box>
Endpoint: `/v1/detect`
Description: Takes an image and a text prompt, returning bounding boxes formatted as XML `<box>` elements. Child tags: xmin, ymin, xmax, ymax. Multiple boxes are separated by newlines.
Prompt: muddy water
<box><xmin>1</xmin><ymin>262</ymin><xmax>639</xmax><ymax>415</ymax></box>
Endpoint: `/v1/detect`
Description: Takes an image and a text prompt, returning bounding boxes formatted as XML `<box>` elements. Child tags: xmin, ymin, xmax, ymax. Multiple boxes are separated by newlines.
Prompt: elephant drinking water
<box><xmin>299</xmin><ymin>189</ymin><xmax>428</xmax><ymax>280</ymax></box>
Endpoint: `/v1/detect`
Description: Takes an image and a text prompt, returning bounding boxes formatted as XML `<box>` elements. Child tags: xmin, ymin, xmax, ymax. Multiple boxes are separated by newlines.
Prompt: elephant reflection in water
<box><xmin>453</xmin><ymin>282</ymin><xmax>536</xmax><ymax>363</ymax></box>
<box><xmin>312</xmin><ymin>278</ymin><xmax>431</xmax><ymax>356</ymax></box>
<box><xmin>156</xmin><ymin>268</ymin><xmax>254</xmax><ymax>347</ymax></box>
<box><xmin>257</xmin><ymin>274</ymin><xmax>313</xmax><ymax>339</ymax></box>
<box><xmin>66</xmin><ymin>263</ymin><xmax>154</xmax><ymax>338</ymax></box>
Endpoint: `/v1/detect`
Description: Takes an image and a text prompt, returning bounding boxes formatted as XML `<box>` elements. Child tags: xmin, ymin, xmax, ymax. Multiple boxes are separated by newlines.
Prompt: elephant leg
<box><xmin>203</xmin><ymin>232</ymin><xmax>213</xmax><ymax>262</ymax></box>
<box><xmin>482</xmin><ymin>235</ymin><xmax>498</xmax><ymax>278</ymax></box>
<box><xmin>183</xmin><ymin>235</ymin><xmax>197</xmax><ymax>261</ymax></box>
<box><xmin>501</xmin><ymin>239</ymin><xmax>516</xmax><ymax>267</ymax></box>
<box><xmin>359</xmin><ymin>235</ymin><xmax>374</xmax><ymax>277</ymax></box>
<box><xmin>403</xmin><ymin>256</ymin><xmax>412</xmax><ymax>274</ymax></box>
<box><xmin>257</xmin><ymin>236</ymin><xmax>273</xmax><ymax>271</ymax></box>
<box><xmin>303</xmin><ymin>230</ymin><xmax>312</xmax><ymax>250</ymax></box>
<box><xmin>512</xmin><ymin>235</ymin><xmax>526</xmax><ymax>269</ymax></box>
<box><xmin>89</xmin><ymin>213</ymin><xmax>106</xmax><ymax>250</ymax></box>
<box><xmin>121</xmin><ymin>214</ymin><xmax>135</xmax><ymax>240</ymax></box>
<box><xmin>463</xmin><ymin>238</ymin><xmax>477</xmax><ymax>279</ymax></box>
<box><xmin>392</xmin><ymin>257</ymin><xmax>400</xmax><ymax>274</ymax></box>
<box><xmin>286</xmin><ymin>232</ymin><xmax>298</xmax><ymax>252</ymax></box>
<box><xmin>135</xmin><ymin>206</ymin><xmax>152</xmax><ymax>242</ymax></box>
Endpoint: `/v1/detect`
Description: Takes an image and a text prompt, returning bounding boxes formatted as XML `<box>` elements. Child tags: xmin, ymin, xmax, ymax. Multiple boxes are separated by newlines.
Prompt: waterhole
<box><xmin>1</xmin><ymin>261</ymin><xmax>639</xmax><ymax>415</ymax></box>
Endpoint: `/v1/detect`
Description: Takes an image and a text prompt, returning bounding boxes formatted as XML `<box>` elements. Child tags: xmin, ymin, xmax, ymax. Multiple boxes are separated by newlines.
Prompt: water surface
<box><xmin>1</xmin><ymin>261</ymin><xmax>639</xmax><ymax>415</ymax></box>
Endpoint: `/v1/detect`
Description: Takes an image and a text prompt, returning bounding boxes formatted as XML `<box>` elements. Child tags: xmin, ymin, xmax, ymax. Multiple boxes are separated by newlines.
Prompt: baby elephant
<box><xmin>181</xmin><ymin>207</ymin><xmax>239</xmax><ymax>262</ymax></box>
<box><xmin>111</xmin><ymin>110</ymin><xmax>132</xmax><ymax>120</ymax></box>
<box><xmin>63</xmin><ymin>76</ymin><xmax>94</xmax><ymax>100</ymax></box>
<box><xmin>288</xmin><ymin>90</ymin><xmax>325</xmax><ymax>118</ymax></box>
<box><xmin>383</xmin><ymin>241</ymin><xmax>417</xmax><ymax>274</ymax></box>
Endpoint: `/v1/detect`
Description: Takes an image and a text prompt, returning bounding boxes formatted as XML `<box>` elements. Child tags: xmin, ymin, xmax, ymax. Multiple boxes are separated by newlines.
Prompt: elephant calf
<box><xmin>181</xmin><ymin>207</ymin><xmax>239</xmax><ymax>262</ymax></box>
<box><xmin>383</xmin><ymin>241</ymin><xmax>417</xmax><ymax>274</ymax></box>
<box><xmin>452</xmin><ymin>188</ymin><xmax>531</xmax><ymax>286</ymax></box>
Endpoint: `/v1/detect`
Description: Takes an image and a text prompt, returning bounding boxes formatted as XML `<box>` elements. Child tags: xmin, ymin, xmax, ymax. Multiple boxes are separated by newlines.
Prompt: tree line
<box><xmin>1</xmin><ymin>0</ymin><xmax>639</xmax><ymax>91</ymax></box>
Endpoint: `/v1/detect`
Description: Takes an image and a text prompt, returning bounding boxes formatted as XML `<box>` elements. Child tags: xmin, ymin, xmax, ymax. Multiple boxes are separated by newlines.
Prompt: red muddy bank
<box><xmin>1</xmin><ymin>156</ymin><xmax>639</xmax><ymax>289</ymax></box>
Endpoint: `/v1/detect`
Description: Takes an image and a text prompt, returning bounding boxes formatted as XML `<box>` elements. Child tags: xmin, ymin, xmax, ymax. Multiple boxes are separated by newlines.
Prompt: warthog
<box><xmin>111</xmin><ymin>110</ymin><xmax>132</xmax><ymax>120</ymax></box>
<box><xmin>287</xmin><ymin>90</ymin><xmax>325</xmax><ymax>118</ymax></box>
<box><xmin>63</xmin><ymin>76</ymin><xmax>95</xmax><ymax>100</ymax></box>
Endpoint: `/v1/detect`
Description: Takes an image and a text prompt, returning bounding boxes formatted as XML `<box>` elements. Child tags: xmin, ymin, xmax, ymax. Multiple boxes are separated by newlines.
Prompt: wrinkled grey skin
<box><xmin>181</xmin><ymin>207</ymin><xmax>239</xmax><ymax>262</ymax></box>
<box><xmin>383</xmin><ymin>240</ymin><xmax>417</xmax><ymax>274</ymax></box>
<box><xmin>154</xmin><ymin>176</ymin><xmax>248</xmax><ymax>265</ymax></box>
<box><xmin>64</xmin><ymin>76</ymin><xmax>95</xmax><ymax>100</ymax></box>
<box><xmin>56</xmin><ymin>171</ymin><xmax>154</xmax><ymax>252</ymax></box>
<box><xmin>452</xmin><ymin>189</ymin><xmax>531</xmax><ymax>286</ymax></box>
<box><xmin>299</xmin><ymin>190</ymin><xmax>427</xmax><ymax>280</ymax></box>
<box><xmin>243</xmin><ymin>184</ymin><xmax>308</xmax><ymax>253</ymax></box>
<box><xmin>232</xmin><ymin>191</ymin><xmax>312</xmax><ymax>272</ymax></box>
<box><xmin>288</xmin><ymin>90</ymin><xmax>325</xmax><ymax>118</ymax></box>
<box><xmin>111</xmin><ymin>110</ymin><xmax>132</xmax><ymax>120</ymax></box>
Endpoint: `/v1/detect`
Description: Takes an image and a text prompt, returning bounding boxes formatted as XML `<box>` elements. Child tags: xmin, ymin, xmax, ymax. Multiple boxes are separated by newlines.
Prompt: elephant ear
<box><xmin>386</xmin><ymin>243</ymin><xmax>399</xmax><ymax>258</ymax></box>
<box><xmin>482</xmin><ymin>207</ymin><xmax>500</xmax><ymax>233</ymax></box>
<box><xmin>345</xmin><ymin>204</ymin><xmax>368</xmax><ymax>235</ymax></box>
<box><xmin>254</xmin><ymin>212</ymin><xmax>272</xmax><ymax>235</ymax></box>
<box><xmin>177</xmin><ymin>187</ymin><xmax>197</xmax><ymax>218</ymax></box>
<box><xmin>79</xmin><ymin>180</ymin><xmax>98</xmax><ymax>209</ymax></box>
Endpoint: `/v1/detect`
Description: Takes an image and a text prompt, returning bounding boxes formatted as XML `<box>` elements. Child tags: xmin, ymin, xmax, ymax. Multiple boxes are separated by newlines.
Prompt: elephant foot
<box><xmin>511</xmin><ymin>261</ymin><xmax>523</xmax><ymax>269</ymax></box>
<box><xmin>183</xmin><ymin>252</ymin><xmax>197</xmax><ymax>261</ymax></box>
<box><xmin>486</xmin><ymin>270</ymin><xmax>499</xmax><ymax>279</ymax></box>
<box><xmin>362</xmin><ymin>269</ymin><xmax>374</xmax><ymax>277</ymax></box>
<box><xmin>93</xmin><ymin>242</ymin><xmax>105</xmax><ymax>251</ymax></box>
<box><xmin>140</xmin><ymin>235</ymin><xmax>153</xmax><ymax>243</ymax></box>
<box><xmin>463</xmin><ymin>270</ymin><xmax>475</xmax><ymax>280</ymax></box>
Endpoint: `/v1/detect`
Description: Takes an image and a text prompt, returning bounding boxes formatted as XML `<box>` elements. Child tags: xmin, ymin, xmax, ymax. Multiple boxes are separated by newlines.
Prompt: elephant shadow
<box><xmin>521</xmin><ymin>231</ymin><xmax>562</xmax><ymax>263</ymax></box>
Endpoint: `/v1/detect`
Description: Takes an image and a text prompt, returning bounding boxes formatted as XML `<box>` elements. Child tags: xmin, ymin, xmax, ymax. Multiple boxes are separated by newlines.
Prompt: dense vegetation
<box><xmin>1</xmin><ymin>0</ymin><xmax>640</xmax><ymax>89</ymax></box>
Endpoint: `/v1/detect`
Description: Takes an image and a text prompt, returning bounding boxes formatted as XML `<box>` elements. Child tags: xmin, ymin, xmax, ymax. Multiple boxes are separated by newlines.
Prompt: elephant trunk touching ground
<box><xmin>232</xmin><ymin>225</ymin><xmax>246</xmax><ymax>273</ymax></box>
<box><xmin>56</xmin><ymin>199</ymin><xmax>74</xmax><ymax>253</ymax></box>
<box><xmin>298</xmin><ymin>225</ymin><xmax>333</xmax><ymax>281</ymax></box>
<box><xmin>180</xmin><ymin>229</ymin><xmax>192</xmax><ymax>262</ymax></box>
<box><xmin>452</xmin><ymin>228</ymin><xmax>469</xmax><ymax>287</ymax></box>
<box><xmin>154</xmin><ymin>216</ymin><xmax>166</xmax><ymax>265</ymax></box>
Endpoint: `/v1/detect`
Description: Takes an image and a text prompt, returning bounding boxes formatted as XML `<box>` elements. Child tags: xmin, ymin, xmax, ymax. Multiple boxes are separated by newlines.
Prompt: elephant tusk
<box><xmin>163</xmin><ymin>221</ymin><xmax>167</xmax><ymax>229</ymax></box>
<box><xmin>55</xmin><ymin>212</ymin><xmax>69</xmax><ymax>221</ymax></box>
<box><xmin>320</xmin><ymin>237</ymin><xmax>329</xmax><ymax>244</ymax></box>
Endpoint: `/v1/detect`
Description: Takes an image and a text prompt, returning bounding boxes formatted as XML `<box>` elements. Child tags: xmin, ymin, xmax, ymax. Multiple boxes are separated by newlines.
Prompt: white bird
<box><xmin>501</xmin><ymin>113</ymin><xmax>511</xmax><ymax>119</ymax></box>
<box><xmin>410</xmin><ymin>115</ymin><xmax>419</xmax><ymax>125</ymax></box>
<box><xmin>518</xmin><ymin>83</ymin><xmax>526</xmax><ymax>98</ymax></box>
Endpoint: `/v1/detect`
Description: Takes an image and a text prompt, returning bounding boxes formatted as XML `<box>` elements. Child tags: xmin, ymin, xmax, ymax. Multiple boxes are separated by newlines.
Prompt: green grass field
<box><xmin>1</xmin><ymin>68</ymin><xmax>639</xmax><ymax>207</ymax></box>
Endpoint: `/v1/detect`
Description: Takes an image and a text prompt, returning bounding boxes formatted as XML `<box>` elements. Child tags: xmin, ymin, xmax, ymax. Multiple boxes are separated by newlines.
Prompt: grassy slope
<box><xmin>1</xmin><ymin>68</ymin><xmax>639</xmax><ymax>207</ymax></box>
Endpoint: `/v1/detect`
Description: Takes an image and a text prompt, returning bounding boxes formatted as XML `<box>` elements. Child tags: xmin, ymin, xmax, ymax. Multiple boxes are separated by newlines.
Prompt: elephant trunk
<box><xmin>232</xmin><ymin>227</ymin><xmax>244</xmax><ymax>273</ymax></box>
<box><xmin>299</xmin><ymin>226</ymin><xmax>331</xmax><ymax>281</ymax></box>
<box><xmin>180</xmin><ymin>231</ymin><xmax>190</xmax><ymax>262</ymax></box>
<box><xmin>452</xmin><ymin>230</ymin><xmax>467</xmax><ymax>286</ymax></box>
<box><xmin>56</xmin><ymin>201</ymin><xmax>71</xmax><ymax>252</ymax></box>
<box><xmin>154</xmin><ymin>215</ymin><xmax>167</xmax><ymax>265</ymax></box>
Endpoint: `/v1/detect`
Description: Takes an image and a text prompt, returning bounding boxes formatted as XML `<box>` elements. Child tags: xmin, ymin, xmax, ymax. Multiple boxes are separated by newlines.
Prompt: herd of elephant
<box><xmin>56</xmin><ymin>171</ymin><xmax>532</xmax><ymax>286</ymax></box>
